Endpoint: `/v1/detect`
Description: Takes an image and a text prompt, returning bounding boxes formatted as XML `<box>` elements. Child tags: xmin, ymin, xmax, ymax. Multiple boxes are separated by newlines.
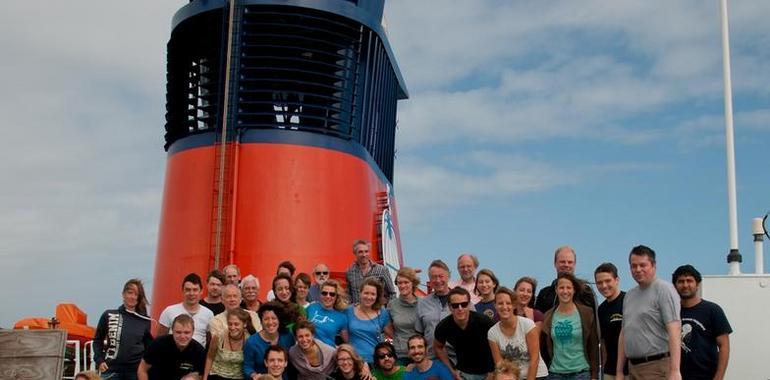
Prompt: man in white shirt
<box><xmin>157</xmin><ymin>273</ymin><xmax>214</xmax><ymax>346</ymax></box>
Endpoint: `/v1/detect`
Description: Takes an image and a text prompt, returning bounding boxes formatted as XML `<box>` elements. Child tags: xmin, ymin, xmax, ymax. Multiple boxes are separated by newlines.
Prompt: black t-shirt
<box><xmin>535</xmin><ymin>279</ymin><xmax>596</xmax><ymax>314</ymax></box>
<box><xmin>598</xmin><ymin>291</ymin><xmax>627</xmax><ymax>376</ymax></box>
<box><xmin>434</xmin><ymin>311</ymin><xmax>495</xmax><ymax>374</ymax></box>
<box><xmin>143</xmin><ymin>334</ymin><xmax>205</xmax><ymax>380</ymax></box>
<box><xmin>199</xmin><ymin>299</ymin><xmax>225</xmax><ymax>315</ymax></box>
<box><xmin>681</xmin><ymin>300</ymin><xmax>732</xmax><ymax>380</ymax></box>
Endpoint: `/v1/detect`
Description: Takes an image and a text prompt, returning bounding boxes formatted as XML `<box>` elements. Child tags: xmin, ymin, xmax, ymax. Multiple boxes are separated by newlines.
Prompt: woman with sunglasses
<box><xmin>346</xmin><ymin>278</ymin><xmax>393</xmax><ymax>365</ymax></box>
<box><xmin>541</xmin><ymin>273</ymin><xmax>598</xmax><ymax>380</ymax></box>
<box><xmin>306</xmin><ymin>279</ymin><xmax>349</xmax><ymax>346</ymax></box>
<box><xmin>371</xmin><ymin>341</ymin><xmax>405</xmax><ymax>380</ymax></box>
<box><xmin>474</xmin><ymin>268</ymin><xmax>501</xmax><ymax>321</ymax></box>
<box><xmin>488</xmin><ymin>287</ymin><xmax>548</xmax><ymax>380</ymax></box>
<box><xmin>288</xmin><ymin>320</ymin><xmax>337</xmax><ymax>379</ymax></box>
<box><xmin>387</xmin><ymin>267</ymin><xmax>420</xmax><ymax>365</ymax></box>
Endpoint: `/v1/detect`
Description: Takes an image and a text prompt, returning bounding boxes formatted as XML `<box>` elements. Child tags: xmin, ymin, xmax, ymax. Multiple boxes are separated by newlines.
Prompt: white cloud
<box><xmin>0</xmin><ymin>1</ymin><xmax>178</xmax><ymax>326</ymax></box>
<box><xmin>394</xmin><ymin>150</ymin><xmax>662</xmax><ymax>226</ymax></box>
<box><xmin>0</xmin><ymin>0</ymin><xmax>767</xmax><ymax>327</ymax></box>
<box><xmin>387</xmin><ymin>0</ymin><xmax>770</xmax><ymax>152</ymax></box>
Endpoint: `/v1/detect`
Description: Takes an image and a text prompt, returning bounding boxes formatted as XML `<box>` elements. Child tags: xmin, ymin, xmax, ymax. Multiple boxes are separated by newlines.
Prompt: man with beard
<box><xmin>404</xmin><ymin>335</ymin><xmax>452</xmax><ymax>380</ymax></box>
<box><xmin>308</xmin><ymin>263</ymin><xmax>330</xmax><ymax>303</ymax></box>
<box><xmin>372</xmin><ymin>341</ymin><xmax>406</xmax><ymax>379</ymax></box>
<box><xmin>241</xmin><ymin>275</ymin><xmax>262</xmax><ymax>312</ymax></box>
<box><xmin>673</xmin><ymin>265</ymin><xmax>731</xmax><ymax>380</ymax></box>
<box><xmin>200</xmin><ymin>270</ymin><xmax>226</xmax><ymax>315</ymax></box>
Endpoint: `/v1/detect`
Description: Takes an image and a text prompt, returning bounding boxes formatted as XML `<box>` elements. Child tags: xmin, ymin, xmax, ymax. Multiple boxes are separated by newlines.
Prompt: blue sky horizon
<box><xmin>0</xmin><ymin>1</ymin><xmax>768</xmax><ymax>327</ymax></box>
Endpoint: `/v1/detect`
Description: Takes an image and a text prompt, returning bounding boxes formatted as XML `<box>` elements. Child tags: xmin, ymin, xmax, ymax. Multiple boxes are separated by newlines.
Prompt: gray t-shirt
<box><xmin>622</xmin><ymin>278</ymin><xmax>680</xmax><ymax>358</ymax></box>
<box><xmin>388</xmin><ymin>296</ymin><xmax>418</xmax><ymax>359</ymax></box>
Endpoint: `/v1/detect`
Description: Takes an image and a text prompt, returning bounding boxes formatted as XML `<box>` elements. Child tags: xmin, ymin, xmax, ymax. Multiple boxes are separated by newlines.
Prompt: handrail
<box><xmin>62</xmin><ymin>340</ymin><xmax>81</xmax><ymax>380</ymax></box>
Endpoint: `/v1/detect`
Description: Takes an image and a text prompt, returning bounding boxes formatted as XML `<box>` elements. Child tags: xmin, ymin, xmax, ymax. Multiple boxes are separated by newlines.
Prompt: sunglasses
<box><xmin>321</xmin><ymin>291</ymin><xmax>337</xmax><ymax>297</ymax></box>
<box><xmin>376</xmin><ymin>352</ymin><xmax>395</xmax><ymax>360</ymax></box>
<box><xmin>449</xmin><ymin>301</ymin><xmax>469</xmax><ymax>309</ymax></box>
<box><xmin>315</xmin><ymin>271</ymin><xmax>329</xmax><ymax>275</ymax></box>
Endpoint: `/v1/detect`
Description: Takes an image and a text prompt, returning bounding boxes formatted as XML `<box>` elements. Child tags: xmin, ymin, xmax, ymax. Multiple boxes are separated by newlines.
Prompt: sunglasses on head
<box><xmin>449</xmin><ymin>301</ymin><xmax>469</xmax><ymax>309</ymax></box>
<box><xmin>321</xmin><ymin>291</ymin><xmax>337</xmax><ymax>297</ymax></box>
<box><xmin>376</xmin><ymin>352</ymin><xmax>395</xmax><ymax>360</ymax></box>
<box><xmin>315</xmin><ymin>271</ymin><xmax>329</xmax><ymax>275</ymax></box>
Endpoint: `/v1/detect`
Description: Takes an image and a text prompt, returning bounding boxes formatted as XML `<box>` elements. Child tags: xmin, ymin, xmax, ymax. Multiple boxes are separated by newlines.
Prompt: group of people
<box><xmin>87</xmin><ymin>241</ymin><xmax>732</xmax><ymax>380</ymax></box>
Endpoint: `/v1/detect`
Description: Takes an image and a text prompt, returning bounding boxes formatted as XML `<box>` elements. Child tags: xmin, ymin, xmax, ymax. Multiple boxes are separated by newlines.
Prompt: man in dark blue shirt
<box><xmin>673</xmin><ymin>265</ymin><xmax>732</xmax><ymax>380</ymax></box>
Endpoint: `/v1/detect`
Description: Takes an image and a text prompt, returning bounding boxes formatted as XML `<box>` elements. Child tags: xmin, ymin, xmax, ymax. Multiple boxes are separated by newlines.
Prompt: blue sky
<box><xmin>0</xmin><ymin>1</ymin><xmax>768</xmax><ymax>327</ymax></box>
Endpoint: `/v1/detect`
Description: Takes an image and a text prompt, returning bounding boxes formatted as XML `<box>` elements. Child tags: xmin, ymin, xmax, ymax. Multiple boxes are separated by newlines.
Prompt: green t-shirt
<box><xmin>550</xmin><ymin>308</ymin><xmax>589</xmax><ymax>374</ymax></box>
<box><xmin>372</xmin><ymin>366</ymin><xmax>406</xmax><ymax>380</ymax></box>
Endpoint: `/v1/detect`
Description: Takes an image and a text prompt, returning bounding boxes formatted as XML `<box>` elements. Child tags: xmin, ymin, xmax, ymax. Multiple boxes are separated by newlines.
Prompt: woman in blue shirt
<box><xmin>243</xmin><ymin>301</ymin><xmax>295</xmax><ymax>379</ymax></box>
<box><xmin>346</xmin><ymin>278</ymin><xmax>393</xmax><ymax>364</ymax></box>
<box><xmin>306</xmin><ymin>279</ymin><xmax>349</xmax><ymax>346</ymax></box>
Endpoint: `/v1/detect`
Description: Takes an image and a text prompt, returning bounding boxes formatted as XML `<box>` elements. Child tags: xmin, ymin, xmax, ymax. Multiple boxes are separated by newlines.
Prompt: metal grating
<box><xmin>164</xmin><ymin>4</ymin><xmax>401</xmax><ymax>181</ymax></box>
<box><xmin>164</xmin><ymin>8</ymin><xmax>227</xmax><ymax>150</ymax></box>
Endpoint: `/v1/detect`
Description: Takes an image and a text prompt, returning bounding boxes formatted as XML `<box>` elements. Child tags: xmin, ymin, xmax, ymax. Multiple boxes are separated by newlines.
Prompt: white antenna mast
<box><xmin>720</xmin><ymin>0</ymin><xmax>741</xmax><ymax>275</ymax></box>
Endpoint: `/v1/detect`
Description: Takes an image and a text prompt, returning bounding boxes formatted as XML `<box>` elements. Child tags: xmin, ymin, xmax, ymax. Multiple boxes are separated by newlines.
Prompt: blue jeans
<box><xmin>547</xmin><ymin>370</ymin><xmax>590</xmax><ymax>380</ymax></box>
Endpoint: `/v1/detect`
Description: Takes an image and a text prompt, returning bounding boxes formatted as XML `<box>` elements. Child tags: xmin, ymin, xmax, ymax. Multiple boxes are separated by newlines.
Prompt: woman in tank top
<box><xmin>204</xmin><ymin>308</ymin><xmax>254</xmax><ymax>380</ymax></box>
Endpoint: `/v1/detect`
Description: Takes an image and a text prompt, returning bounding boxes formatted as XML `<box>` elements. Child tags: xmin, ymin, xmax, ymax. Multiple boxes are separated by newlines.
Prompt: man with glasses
<box><xmin>372</xmin><ymin>341</ymin><xmax>406</xmax><ymax>379</ymax></box>
<box><xmin>308</xmin><ymin>263</ymin><xmax>330</xmax><ymax>303</ymax></box>
<box><xmin>434</xmin><ymin>287</ymin><xmax>495</xmax><ymax>380</ymax></box>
